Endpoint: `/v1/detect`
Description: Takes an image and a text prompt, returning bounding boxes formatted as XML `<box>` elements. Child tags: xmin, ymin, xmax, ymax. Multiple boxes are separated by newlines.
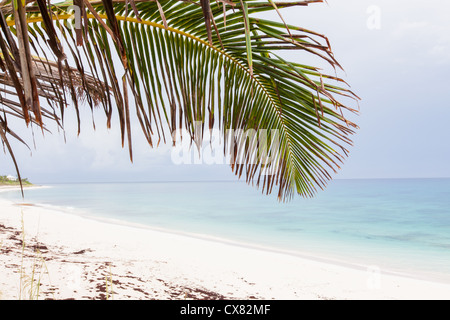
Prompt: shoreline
<box><xmin>4</xmin><ymin>185</ymin><xmax>449</xmax><ymax>285</ymax></box>
<box><xmin>1</xmin><ymin>194</ymin><xmax>450</xmax><ymax>299</ymax></box>
<box><xmin>1</xmin><ymin>187</ymin><xmax>439</xmax><ymax>284</ymax></box>
<box><xmin>46</xmin><ymin>206</ymin><xmax>446</xmax><ymax>285</ymax></box>
<box><xmin>0</xmin><ymin>185</ymin><xmax>49</xmax><ymax>193</ymax></box>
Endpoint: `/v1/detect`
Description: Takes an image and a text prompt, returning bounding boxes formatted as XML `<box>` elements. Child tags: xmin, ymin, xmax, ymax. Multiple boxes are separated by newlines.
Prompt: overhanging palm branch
<box><xmin>0</xmin><ymin>0</ymin><xmax>359</xmax><ymax>200</ymax></box>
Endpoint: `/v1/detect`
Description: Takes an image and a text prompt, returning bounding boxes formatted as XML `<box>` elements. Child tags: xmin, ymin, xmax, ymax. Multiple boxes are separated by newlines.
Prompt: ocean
<box><xmin>1</xmin><ymin>178</ymin><xmax>450</xmax><ymax>283</ymax></box>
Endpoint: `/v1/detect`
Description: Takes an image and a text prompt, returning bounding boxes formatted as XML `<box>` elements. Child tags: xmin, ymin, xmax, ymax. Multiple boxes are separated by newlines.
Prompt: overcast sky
<box><xmin>2</xmin><ymin>0</ymin><xmax>450</xmax><ymax>184</ymax></box>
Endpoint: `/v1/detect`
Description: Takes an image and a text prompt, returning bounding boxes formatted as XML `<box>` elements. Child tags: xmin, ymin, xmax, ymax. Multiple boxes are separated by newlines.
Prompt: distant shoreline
<box><xmin>7</xmin><ymin>177</ymin><xmax>449</xmax><ymax>186</ymax></box>
<box><xmin>0</xmin><ymin>185</ymin><xmax>45</xmax><ymax>194</ymax></box>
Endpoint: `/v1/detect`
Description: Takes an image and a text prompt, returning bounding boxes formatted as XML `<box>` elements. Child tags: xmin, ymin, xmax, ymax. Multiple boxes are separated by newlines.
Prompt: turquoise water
<box><xmin>1</xmin><ymin>178</ymin><xmax>450</xmax><ymax>282</ymax></box>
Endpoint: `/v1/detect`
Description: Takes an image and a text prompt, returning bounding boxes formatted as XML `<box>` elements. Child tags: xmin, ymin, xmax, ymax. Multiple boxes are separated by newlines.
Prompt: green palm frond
<box><xmin>0</xmin><ymin>0</ymin><xmax>359</xmax><ymax>200</ymax></box>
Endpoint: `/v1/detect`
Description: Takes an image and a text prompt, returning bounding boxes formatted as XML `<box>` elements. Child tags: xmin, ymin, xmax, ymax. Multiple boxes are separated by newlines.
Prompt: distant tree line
<box><xmin>0</xmin><ymin>176</ymin><xmax>32</xmax><ymax>185</ymax></box>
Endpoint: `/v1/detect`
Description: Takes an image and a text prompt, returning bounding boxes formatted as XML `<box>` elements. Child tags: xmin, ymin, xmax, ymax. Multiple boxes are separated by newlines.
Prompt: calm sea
<box><xmin>1</xmin><ymin>178</ymin><xmax>450</xmax><ymax>283</ymax></box>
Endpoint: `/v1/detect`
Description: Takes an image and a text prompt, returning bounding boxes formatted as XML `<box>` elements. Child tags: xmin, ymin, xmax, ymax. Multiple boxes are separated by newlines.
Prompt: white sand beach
<box><xmin>1</xmin><ymin>187</ymin><xmax>450</xmax><ymax>300</ymax></box>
